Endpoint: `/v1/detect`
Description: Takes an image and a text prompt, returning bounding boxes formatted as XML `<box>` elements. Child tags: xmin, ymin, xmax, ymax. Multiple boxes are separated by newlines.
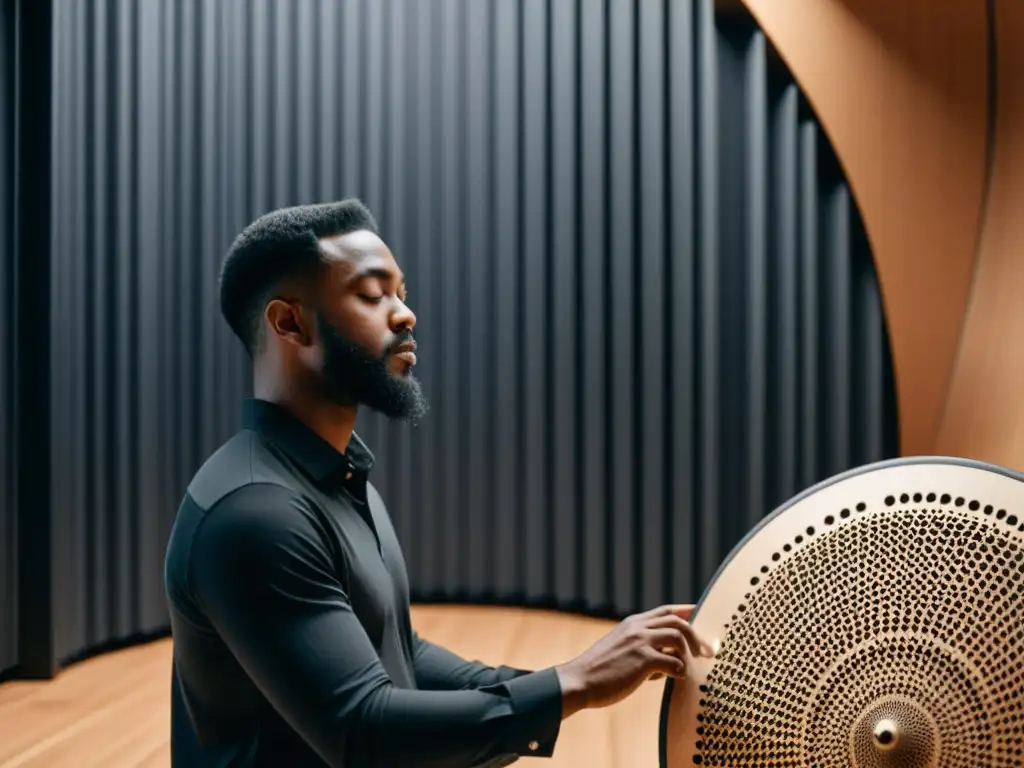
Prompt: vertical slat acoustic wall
<box><xmin>3</xmin><ymin>0</ymin><xmax>899</xmax><ymax>677</ymax></box>
<box><xmin>0</xmin><ymin>0</ymin><xmax>16</xmax><ymax>677</ymax></box>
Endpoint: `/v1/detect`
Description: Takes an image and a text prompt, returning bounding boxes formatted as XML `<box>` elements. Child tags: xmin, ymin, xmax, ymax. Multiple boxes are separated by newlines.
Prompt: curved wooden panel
<box><xmin>738</xmin><ymin>0</ymin><xmax>991</xmax><ymax>456</ymax></box>
<box><xmin>936</xmin><ymin>0</ymin><xmax>1024</xmax><ymax>469</ymax></box>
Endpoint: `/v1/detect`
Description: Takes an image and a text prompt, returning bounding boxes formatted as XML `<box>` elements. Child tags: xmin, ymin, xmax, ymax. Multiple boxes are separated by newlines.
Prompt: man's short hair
<box><xmin>219</xmin><ymin>199</ymin><xmax>379</xmax><ymax>356</ymax></box>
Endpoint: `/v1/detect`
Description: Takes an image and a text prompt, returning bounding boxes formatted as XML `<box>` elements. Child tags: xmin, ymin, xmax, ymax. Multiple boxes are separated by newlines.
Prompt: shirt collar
<box><xmin>242</xmin><ymin>398</ymin><xmax>375</xmax><ymax>484</ymax></box>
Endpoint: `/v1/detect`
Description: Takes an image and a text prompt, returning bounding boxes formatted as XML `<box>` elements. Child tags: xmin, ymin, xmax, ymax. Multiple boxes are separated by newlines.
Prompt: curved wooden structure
<box><xmin>936</xmin><ymin>2</ymin><xmax>1024</xmax><ymax>470</ymax></box>
<box><xmin>0</xmin><ymin>606</ymin><xmax>660</xmax><ymax>768</ymax></box>
<box><xmin>739</xmin><ymin>0</ymin><xmax>992</xmax><ymax>457</ymax></box>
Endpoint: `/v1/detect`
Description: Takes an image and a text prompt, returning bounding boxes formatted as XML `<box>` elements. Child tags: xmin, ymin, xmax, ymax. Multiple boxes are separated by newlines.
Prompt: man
<box><xmin>164</xmin><ymin>199</ymin><xmax>713</xmax><ymax>767</ymax></box>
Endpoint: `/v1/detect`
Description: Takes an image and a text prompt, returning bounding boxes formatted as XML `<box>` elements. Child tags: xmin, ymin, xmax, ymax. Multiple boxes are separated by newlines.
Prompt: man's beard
<box><xmin>316</xmin><ymin>316</ymin><xmax>429</xmax><ymax>423</ymax></box>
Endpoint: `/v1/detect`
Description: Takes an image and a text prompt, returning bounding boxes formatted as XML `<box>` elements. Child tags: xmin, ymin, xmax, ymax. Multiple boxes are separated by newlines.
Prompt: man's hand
<box><xmin>554</xmin><ymin>604</ymin><xmax>713</xmax><ymax>717</ymax></box>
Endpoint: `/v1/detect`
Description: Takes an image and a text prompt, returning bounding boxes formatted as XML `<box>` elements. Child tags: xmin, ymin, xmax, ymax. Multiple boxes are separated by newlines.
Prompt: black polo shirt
<box><xmin>164</xmin><ymin>398</ymin><xmax>564</xmax><ymax>767</ymax></box>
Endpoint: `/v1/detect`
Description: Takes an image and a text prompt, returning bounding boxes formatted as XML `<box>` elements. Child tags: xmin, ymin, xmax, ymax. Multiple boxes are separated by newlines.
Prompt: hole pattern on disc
<box><xmin>691</xmin><ymin>500</ymin><xmax>1024</xmax><ymax>767</ymax></box>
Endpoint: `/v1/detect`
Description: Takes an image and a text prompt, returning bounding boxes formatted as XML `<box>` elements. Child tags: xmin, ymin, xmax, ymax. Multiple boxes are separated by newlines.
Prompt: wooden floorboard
<box><xmin>0</xmin><ymin>605</ymin><xmax>664</xmax><ymax>767</ymax></box>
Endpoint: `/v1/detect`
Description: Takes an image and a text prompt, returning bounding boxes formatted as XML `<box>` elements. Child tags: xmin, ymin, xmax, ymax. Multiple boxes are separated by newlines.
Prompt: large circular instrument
<box><xmin>659</xmin><ymin>457</ymin><xmax>1024</xmax><ymax>768</ymax></box>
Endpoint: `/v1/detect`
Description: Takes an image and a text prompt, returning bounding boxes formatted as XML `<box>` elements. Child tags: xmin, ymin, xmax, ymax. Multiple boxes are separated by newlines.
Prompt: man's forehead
<box><xmin>317</xmin><ymin>229</ymin><xmax>404</xmax><ymax>281</ymax></box>
<box><xmin>318</xmin><ymin>229</ymin><xmax>387</xmax><ymax>263</ymax></box>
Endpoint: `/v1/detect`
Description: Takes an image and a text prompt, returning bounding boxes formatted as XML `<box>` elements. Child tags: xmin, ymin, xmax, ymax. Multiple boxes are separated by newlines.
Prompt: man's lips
<box><xmin>392</xmin><ymin>341</ymin><xmax>417</xmax><ymax>366</ymax></box>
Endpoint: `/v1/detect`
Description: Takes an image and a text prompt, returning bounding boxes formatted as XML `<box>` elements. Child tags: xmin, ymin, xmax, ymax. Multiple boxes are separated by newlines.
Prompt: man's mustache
<box><xmin>384</xmin><ymin>331</ymin><xmax>416</xmax><ymax>357</ymax></box>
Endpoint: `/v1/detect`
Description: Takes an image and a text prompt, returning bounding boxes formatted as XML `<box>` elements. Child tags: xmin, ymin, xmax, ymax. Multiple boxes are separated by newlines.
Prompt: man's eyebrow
<box><xmin>352</xmin><ymin>265</ymin><xmax>405</xmax><ymax>284</ymax></box>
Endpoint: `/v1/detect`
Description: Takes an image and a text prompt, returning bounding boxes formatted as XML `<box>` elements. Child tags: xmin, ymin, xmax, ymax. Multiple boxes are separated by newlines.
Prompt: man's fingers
<box><xmin>646</xmin><ymin>613</ymin><xmax>715</xmax><ymax>658</ymax></box>
<box><xmin>648</xmin><ymin>651</ymin><xmax>687</xmax><ymax>680</ymax></box>
<box><xmin>643</xmin><ymin>603</ymin><xmax>696</xmax><ymax>621</ymax></box>
<box><xmin>647</xmin><ymin>628</ymin><xmax>697</xmax><ymax>660</ymax></box>
<box><xmin>685</xmin><ymin>625</ymin><xmax>716</xmax><ymax>659</ymax></box>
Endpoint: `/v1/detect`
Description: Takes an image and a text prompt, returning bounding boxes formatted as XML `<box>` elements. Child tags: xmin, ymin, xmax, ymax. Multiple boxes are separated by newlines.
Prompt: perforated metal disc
<box><xmin>659</xmin><ymin>457</ymin><xmax>1024</xmax><ymax>768</ymax></box>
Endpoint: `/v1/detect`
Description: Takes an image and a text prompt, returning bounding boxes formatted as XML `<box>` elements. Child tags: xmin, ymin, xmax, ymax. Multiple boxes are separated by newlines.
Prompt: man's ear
<box><xmin>264</xmin><ymin>298</ymin><xmax>313</xmax><ymax>347</ymax></box>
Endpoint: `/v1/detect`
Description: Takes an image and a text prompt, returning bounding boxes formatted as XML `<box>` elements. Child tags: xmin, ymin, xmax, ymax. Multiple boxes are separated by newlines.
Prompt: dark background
<box><xmin>0</xmin><ymin>0</ymin><xmax>898</xmax><ymax>680</ymax></box>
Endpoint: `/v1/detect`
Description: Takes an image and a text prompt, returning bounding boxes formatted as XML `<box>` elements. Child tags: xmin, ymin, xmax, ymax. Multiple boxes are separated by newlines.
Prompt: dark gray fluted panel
<box><xmin>7</xmin><ymin>0</ymin><xmax>897</xmax><ymax>674</ymax></box>
<box><xmin>47</xmin><ymin>0</ymin><xmax>257</xmax><ymax>663</ymax></box>
<box><xmin>0</xmin><ymin>0</ymin><xmax>15</xmax><ymax>678</ymax></box>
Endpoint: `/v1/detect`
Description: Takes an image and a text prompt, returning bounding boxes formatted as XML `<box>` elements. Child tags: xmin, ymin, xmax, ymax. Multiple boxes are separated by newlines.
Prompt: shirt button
<box><xmin>528</xmin><ymin>741</ymin><xmax>539</xmax><ymax>751</ymax></box>
<box><xmin>345</xmin><ymin>472</ymin><xmax>352</xmax><ymax>480</ymax></box>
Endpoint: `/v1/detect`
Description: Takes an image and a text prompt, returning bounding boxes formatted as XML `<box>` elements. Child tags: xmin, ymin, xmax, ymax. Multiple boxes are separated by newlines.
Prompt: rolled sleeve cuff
<box><xmin>497</xmin><ymin>666</ymin><xmax>564</xmax><ymax>758</ymax></box>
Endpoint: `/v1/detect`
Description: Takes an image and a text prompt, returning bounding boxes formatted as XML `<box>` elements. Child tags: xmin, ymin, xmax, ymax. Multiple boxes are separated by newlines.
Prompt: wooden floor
<box><xmin>0</xmin><ymin>604</ymin><xmax>665</xmax><ymax>767</ymax></box>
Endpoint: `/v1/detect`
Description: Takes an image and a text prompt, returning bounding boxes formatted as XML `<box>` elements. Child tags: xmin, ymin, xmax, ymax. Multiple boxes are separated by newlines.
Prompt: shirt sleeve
<box><xmin>412</xmin><ymin>632</ymin><xmax>532</xmax><ymax>691</ymax></box>
<box><xmin>187</xmin><ymin>483</ymin><xmax>564</xmax><ymax>768</ymax></box>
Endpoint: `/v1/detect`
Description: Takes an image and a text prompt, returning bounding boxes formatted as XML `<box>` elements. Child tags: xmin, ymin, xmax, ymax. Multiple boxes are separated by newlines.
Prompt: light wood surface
<box><xmin>740</xmin><ymin>0</ymin><xmax>991</xmax><ymax>456</ymax></box>
<box><xmin>0</xmin><ymin>604</ymin><xmax>663</xmax><ymax>768</ymax></box>
<box><xmin>935</xmin><ymin>0</ymin><xmax>1024</xmax><ymax>471</ymax></box>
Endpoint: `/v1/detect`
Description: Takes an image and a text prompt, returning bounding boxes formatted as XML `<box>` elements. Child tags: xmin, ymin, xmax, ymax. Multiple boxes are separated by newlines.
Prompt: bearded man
<box><xmin>163</xmin><ymin>200</ymin><xmax>711</xmax><ymax>767</ymax></box>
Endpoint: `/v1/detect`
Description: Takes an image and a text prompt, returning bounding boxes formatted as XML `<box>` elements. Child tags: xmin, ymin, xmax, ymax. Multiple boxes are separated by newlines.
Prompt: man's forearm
<box><xmin>347</xmin><ymin>667</ymin><xmax>563</xmax><ymax>767</ymax></box>
<box><xmin>413</xmin><ymin>635</ymin><xmax>531</xmax><ymax>691</ymax></box>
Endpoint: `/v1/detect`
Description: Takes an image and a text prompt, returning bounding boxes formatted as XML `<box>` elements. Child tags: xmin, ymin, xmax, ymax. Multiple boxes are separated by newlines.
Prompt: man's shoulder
<box><xmin>185</xmin><ymin>428</ymin><xmax>299</xmax><ymax>512</ymax></box>
<box><xmin>166</xmin><ymin>431</ymin><xmax>308</xmax><ymax>599</ymax></box>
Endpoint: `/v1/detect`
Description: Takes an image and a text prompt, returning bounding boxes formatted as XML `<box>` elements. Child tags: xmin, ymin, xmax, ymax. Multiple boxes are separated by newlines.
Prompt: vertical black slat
<box><xmin>173</xmin><ymin>0</ymin><xmax>191</xmax><ymax>549</ymax></box>
<box><xmin>199</xmin><ymin>0</ymin><xmax>219</xmax><ymax>463</ymax></box>
<box><xmin>550</xmin><ymin>0</ymin><xmax>578</xmax><ymax>605</ymax></box>
<box><xmin>287</xmin><ymin>3</ymin><xmax>303</xmax><ymax>209</ymax></box>
<box><xmin>318</xmin><ymin>0</ymin><xmax>340</xmax><ymax>203</ymax></box>
<box><xmin>745</xmin><ymin>32</ymin><xmax>768</xmax><ymax>529</ymax></box>
<box><xmin>88</xmin><ymin>0</ymin><xmax>110</xmax><ymax>652</ymax></box>
<box><xmin>438</xmin><ymin>0</ymin><xmax>462</xmax><ymax>595</ymax></box>
<box><xmin>227</xmin><ymin>0</ymin><xmax>252</xmax><ymax>421</ymax></box>
<box><xmin>694</xmin><ymin>0</ymin><xmax>719</xmax><ymax>588</ymax></box>
<box><xmin>491</xmin><ymin>0</ymin><xmax>522</xmax><ymax>600</ymax></box>
<box><xmin>340</xmin><ymin>0</ymin><xmax>362</xmax><ymax>197</ymax></box>
<box><xmin>608</xmin><ymin>0</ymin><xmax>635</xmax><ymax>616</ymax></box>
<box><xmin>362</xmin><ymin>0</ymin><xmax>385</xmax><ymax>215</ymax></box>
<box><xmin>772</xmin><ymin>84</ymin><xmax>799</xmax><ymax>506</ymax></box>
<box><xmin>861</xmin><ymin>241</ymin><xmax>886</xmax><ymax>463</ymax></box>
<box><xmin>239</xmin><ymin>0</ymin><xmax>256</xmax><ymax>399</ymax></box>
<box><xmin>295</xmin><ymin>0</ymin><xmax>316</xmax><ymax>204</ymax></box>
<box><xmin>130</xmin><ymin>0</ymin><xmax>148</xmax><ymax>629</ymax></box>
<box><xmin>137</xmin><ymin>0</ymin><xmax>163</xmax><ymax>630</ymax></box>
<box><xmin>14</xmin><ymin>0</ymin><xmax>55</xmax><ymax>678</ymax></box>
<box><xmin>359</xmin><ymin>0</ymin><xmax>386</xmax><ymax>458</ymax></box>
<box><xmin>579</xmin><ymin>0</ymin><xmax>606</xmax><ymax>610</ymax></box>
<box><xmin>828</xmin><ymin>186</ymin><xmax>852</xmax><ymax>474</ymax></box>
<box><xmin>463</xmin><ymin>0</ymin><xmax>491</xmax><ymax>596</ymax></box>
<box><xmin>637</xmin><ymin>0</ymin><xmax>666</xmax><ymax>611</ymax></box>
<box><xmin>250</xmin><ymin>1</ymin><xmax>270</xmax><ymax>213</ymax></box>
<box><xmin>398</xmin><ymin>0</ymin><xmax>418</xmax><ymax>573</ymax></box>
<box><xmin>66</xmin><ymin>0</ymin><xmax>88</xmax><ymax>659</ymax></box>
<box><xmin>0</xmin><ymin>0</ymin><xmax>14</xmax><ymax>676</ymax></box>
<box><xmin>187</xmin><ymin>0</ymin><xmax>203</xmax><ymax>493</ymax></box>
<box><xmin>667</xmin><ymin>0</ymin><xmax>696</xmax><ymax>603</ymax></box>
<box><xmin>521</xmin><ymin>0</ymin><xmax>549</xmax><ymax>602</ymax></box>
<box><xmin>798</xmin><ymin>121</ymin><xmax>818</xmax><ymax>488</ymax></box>
<box><xmin>172</xmin><ymin>0</ymin><xmax>188</xmax><ymax>499</ymax></box>
<box><xmin>410</xmin><ymin>0</ymin><xmax>438</xmax><ymax>596</ymax></box>
<box><xmin>162</xmin><ymin>0</ymin><xmax>177</xmax><ymax>531</ymax></box>
<box><xmin>189</xmin><ymin>0</ymin><xmax>205</xmax><ymax>530</ymax></box>
<box><xmin>386</xmin><ymin>0</ymin><xmax>414</xmax><ymax>565</ymax></box>
<box><xmin>209</xmin><ymin>0</ymin><xmax>225</xmax><ymax>447</ymax></box>
<box><xmin>212</xmin><ymin>0</ymin><xmax>234</xmax><ymax>455</ymax></box>
<box><xmin>713</xmin><ymin>21</ymin><xmax>748</xmax><ymax>557</ymax></box>
<box><xmin>158</xmin><ymin>0</ymin><xmax>176</xmax><ymax>616</ymax></box>
<box><xmin>238</xmin><ymin>0</ymin><xmax>254</xmax><ymax>224</ymax></box>
<box><xmin>46</xmin><ymin>0</ymin><xmax>66</xmax><ymax>664</ymax></box>
<box><xmin>115</xmin><ymin>0</ymin><xmax>136</xmax><ymax>636</ymax></box>
<box><xmin>271</xmin><ymin>0</ymin><xmax>293</xmax><ymax>210</ymax></box>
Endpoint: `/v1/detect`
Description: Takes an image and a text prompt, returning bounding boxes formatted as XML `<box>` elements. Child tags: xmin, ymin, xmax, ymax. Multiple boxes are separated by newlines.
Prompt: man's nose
<box><xmin>390</xmin><ymin>299</ymin><xmax>416</xmax><ymax>332</ymax></box>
